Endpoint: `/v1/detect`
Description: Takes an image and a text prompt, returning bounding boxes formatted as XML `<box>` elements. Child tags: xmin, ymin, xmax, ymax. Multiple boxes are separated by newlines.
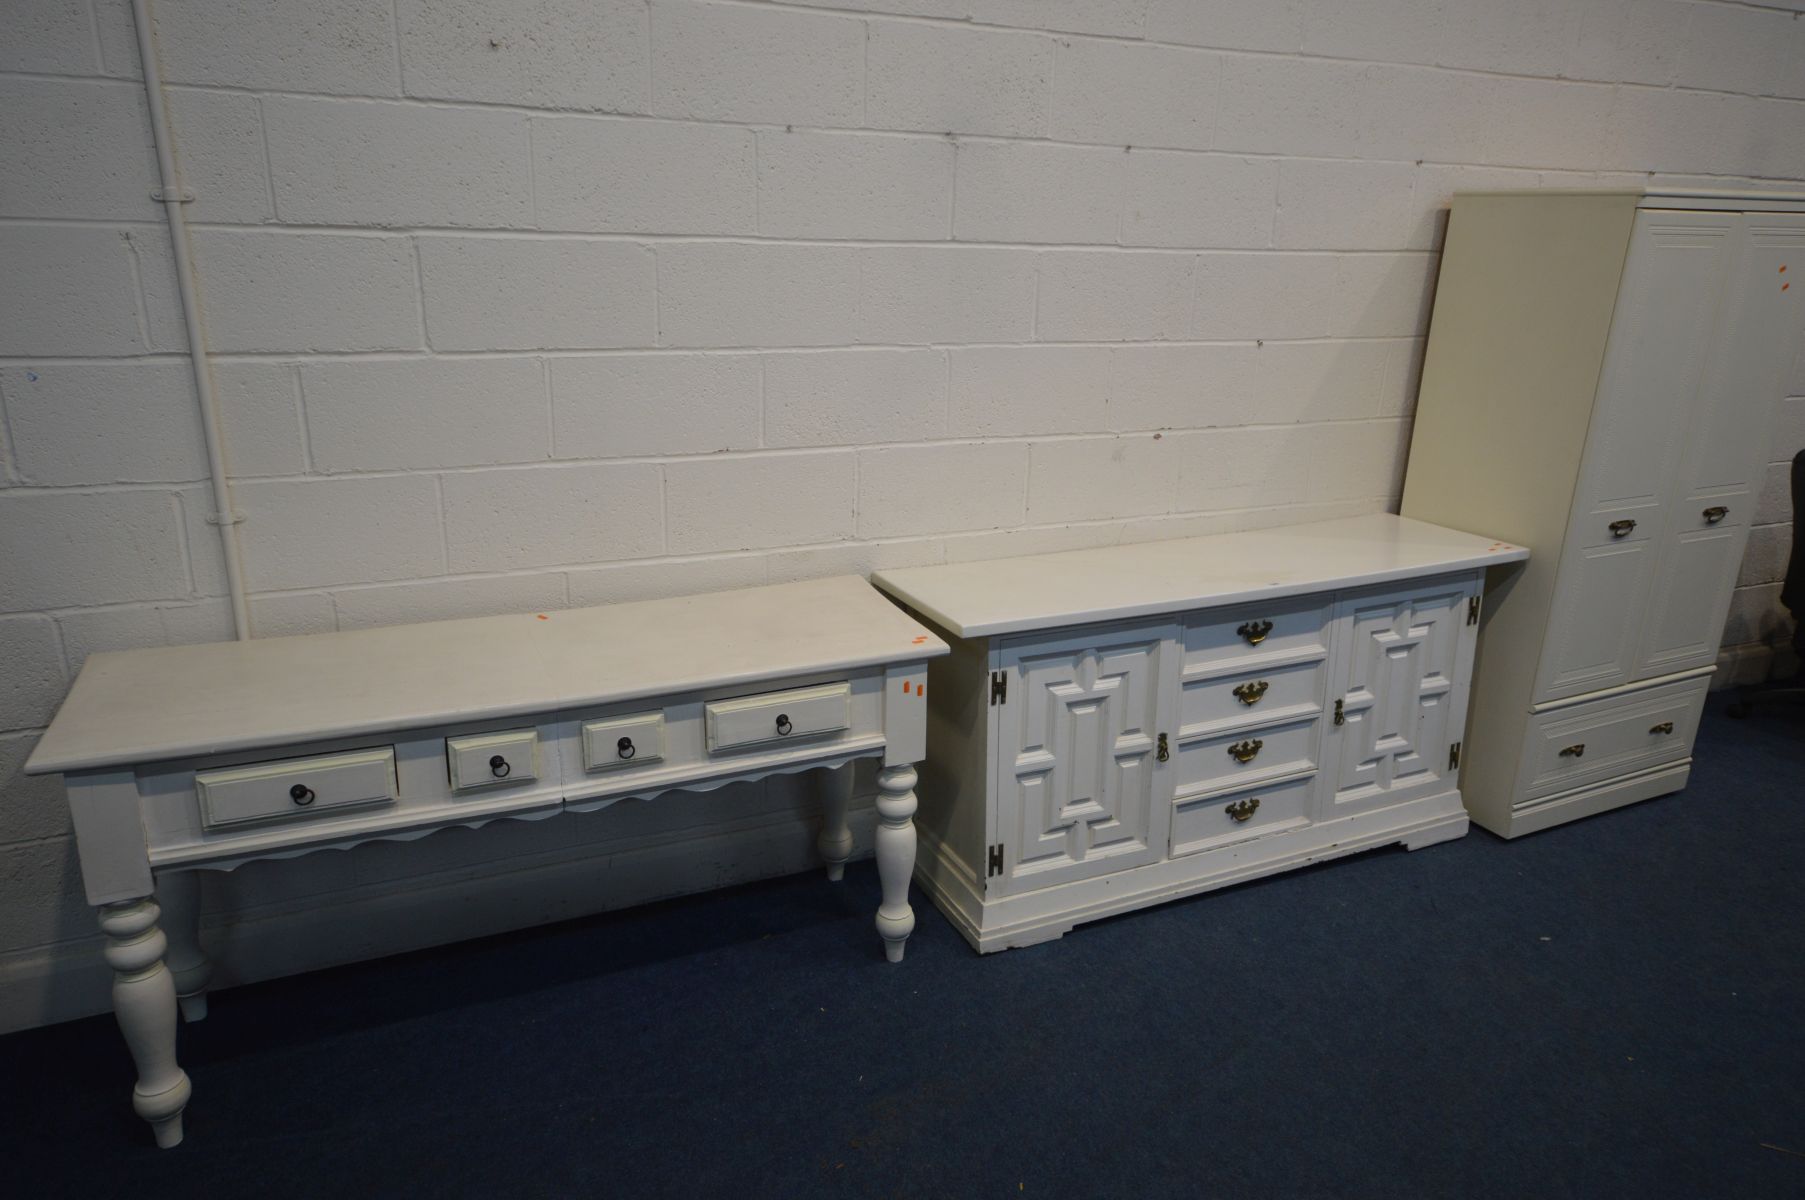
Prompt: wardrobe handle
<box><xmin>1232</xmin><ymin>680</ymin><xmax>1269</xmax><ymax>706</ymax></box>
<box><xmin>1702</xmin><ymin>506</ymin><xmax>1728</xmax><ymax>525</ymax></box>
<box><xmin>1559</xmin><ymin>743</ymin><xmax>1586</xmax><ymax>758</ymax></box>
<box><xmin>1156</xmin><ymin>733</ymin><xmax>1170</xmax><ymax>763</ymax></box>
<box><xmin>1608</xmin><ymin>519</ymin><xmax>1636</xmax><ymax>538</ymax></box>
<box><xmin>1649</xmin><ymin>721</ymin><xmax>1674</xmax><ymax>736</ymax></box>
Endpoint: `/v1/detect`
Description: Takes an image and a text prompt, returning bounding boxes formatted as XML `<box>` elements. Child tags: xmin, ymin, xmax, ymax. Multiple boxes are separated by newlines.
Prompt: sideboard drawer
<box><xmin>1519</xmin><ymin>675</ymin><xmax>1709</xmax><ymax>802</ymax></box>
<box><xmin>1181</xmin><ymin>659</ymin><xmax>1325</xmax><ymax>735</ymax></box>
<box><xmin>446</xmin><ymin>728</ymin><xmax>539</xmax><ymax>791</ymax></box>
<box><xmin>1184</xmin><ymin>599</ymin><xmax>1331</xmax><ymax>677</ymax></box>
<box><xmin>1175</xmin><ymin>715</ymin><xmax>1318</xmax><ymax>796</ymax></box>
<box><xmin>1171</xmin><ymin>776</ymin><xmax>1312</xmax><ymax>858</ymax></box>
<box><xmin>582</xmin><ymin>711</ymin><xmax>666</xmax><ymax>772</ymax></box>
<box><xmin>706</xmin><ymin>681</ymin><xmax>851</xmax><ymax>752</ymax></box>
<box><xmin>197</xmin><ymin>747</ymin><xmax>397</xmax><ymax>829</ymax></box>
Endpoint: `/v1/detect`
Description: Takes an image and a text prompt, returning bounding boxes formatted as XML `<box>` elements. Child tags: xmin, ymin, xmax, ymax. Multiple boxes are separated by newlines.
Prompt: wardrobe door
<box><xmin>990</xmin><ymin>619</ymin><xmax>1179</xmax><ymax>896</ymax></box>
<box><xmin>1637</xmin><ymin>213</ymin><xmax>1805</xmax><ymax>678</ymax></box>
<box><xmin>1320</xmin><ymin>576</ymin><xmax>1478</xmax><ymax>817</ymax></box>
<box><xmin>1535</xmin><ymin>211</ymin><xmax>1739</xmax><ymax>702</ymax></box>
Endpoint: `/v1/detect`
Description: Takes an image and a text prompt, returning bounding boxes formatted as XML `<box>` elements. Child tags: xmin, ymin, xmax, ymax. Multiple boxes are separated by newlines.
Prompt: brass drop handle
<box><xmin>1608</xmin><ymin>519</ymin><xmax>1636</xmax><ymax>538</ymax></box>
<box><xmin>1228</xmin><ymin>738</ymin><xmax>1263</xmax><ymax>764</ymax></box>
<box><xmin>1225</xmin><ymin>796</ymin><xmax>1261</xmax><ymax>822</ymax></box>
<box><xmin>1649</xmin><ymin>721</ymin><xmax>1674</xmax><ymax>735</ymax></box>
<box><xmin>1232</xmin><ymin>680</ymin><xmax>1269</xmax><ymax>706</ymax></box>
<box><xmin>1559</xmin><ymin>743</ymin><xmax>1586</xmax><ymax>758</ymax></box>
<box><xmin>1333</xmin><ymin>697</ymin><xmax>1345</xmax><ymax>726</ymax></box>
<box><xmin>1156</xmin><ymin>732</ymin><xmax>1170</xmax><ymax>762</ymax></box>
<box><xmin>1237</xmin><ymin>619</ymin><xmax>1274</xmax><ymax>645</ymax></box>
<box><xmin>1702</xmin><ymin>505</ymin><xmax>1728</xmax><ymax>525</ymax></box>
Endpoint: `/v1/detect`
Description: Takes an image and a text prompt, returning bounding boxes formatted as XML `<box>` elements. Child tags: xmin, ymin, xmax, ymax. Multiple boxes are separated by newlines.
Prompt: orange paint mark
<box><xmin>911</xmin><ymin>634</ymin><xmax>929</xmax><ymax>643</ymax></box>
<box><xmin>1785</xmin><ymin>283</ymin><xmax>1792</xmax><ymax>291</ymax></box>
<box><xmin>536</xmin><ymin>614</ymin><xmax>549</xmax><ymax>620</ymax></box>
<box><xmin>1781</xmin><ymin>265</ymin><xmax>1788</xmax><ymax>272</ymax></box>
<box><xmin>919</xmin><ymin>686</ymin><xmax>927</xmax><ymax>699</ymax></box>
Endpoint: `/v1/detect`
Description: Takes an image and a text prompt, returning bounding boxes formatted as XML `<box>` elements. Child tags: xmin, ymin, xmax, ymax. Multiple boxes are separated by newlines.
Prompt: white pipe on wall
<box><xmin>130</xmin><ymin>0</ymin><xmax>253</xmax><ymax>640</ymax></box>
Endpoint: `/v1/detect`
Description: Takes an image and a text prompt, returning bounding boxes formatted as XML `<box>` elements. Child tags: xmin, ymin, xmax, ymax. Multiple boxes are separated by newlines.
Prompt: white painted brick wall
<box><xmin>6</xmin><ymin>0</ymin><xmax>1805</xmax><ymax>1030</ymax></box>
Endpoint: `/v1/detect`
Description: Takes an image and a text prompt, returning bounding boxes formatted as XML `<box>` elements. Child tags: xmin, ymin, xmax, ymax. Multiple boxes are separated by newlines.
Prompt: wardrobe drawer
<box><xmin>582</xmin><ymin>711</ymin><xmax>666</xmax><ymax>772</ymax></box>
<box><xmin>1171</xmin><ymin>776</ymin><xmax>1312</xmax><ymax>858</ymax></box>
<box><xmin>1175</xmin><ymin>715</ymin><xmax>1318</xmax><ymax>796</ymax></box>
<box><xmin>705</xmin><ymin>681</ymin><xmax>851</xmax><ymax>753</ymax></box>
<box><xmin>1184</xmin><ymin>598</ymin><xmax>1330</xmax><ymax>678</ymax></box>
<box><xmin>1519</xmin><ymin>676</ymin><xmax>1709</xmax><ymax>802</ymax></box>
<box><xmin>1180</xmin><ymin>659</ymin><xmax>1325</xmax><ymax>736</ymax></box>
<box><xmin>447</xmin><ymin>729</ymin><xmax>539</xmax><ymax>791</ymax></box>
<box><xmin>197</xmin><ymin>747</ymin><xmax>397</xmax><ymax>829</ymax></box>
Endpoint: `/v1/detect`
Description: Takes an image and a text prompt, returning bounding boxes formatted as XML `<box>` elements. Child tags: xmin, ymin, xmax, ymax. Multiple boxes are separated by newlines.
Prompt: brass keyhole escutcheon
<box><xmin>1649</xmin><ymin>721</ymin><xmax>1674</xmax><ymax>735</ymax></box>
<box><xmin>1232</xmin><ymin>680</ymin><xmax>1269</xmax><ymax>706</ymax></box>
<box><xmin>1225</xmin><ymin>796</ymin><xmax>1261</xmax><ymax>822</ymax></box>
<box><xmin>1156</xmin><ymin>733</ymin><xmax>1170</xmax><ymax>762</ymax></box>
<box><xmin>1237</xmin><ymin>619</ymin><xmax>1274</xmax><ymax>646</ymax></box>
<box><xmin>1228</xmin><ymin>738</ymin><xmax>1263</xmax><ymax>764</ymax></box>
<box><xmin>1559</xmin><ymin>743</ymin><xmax>1586</xmax><ymax>758</ymax></box>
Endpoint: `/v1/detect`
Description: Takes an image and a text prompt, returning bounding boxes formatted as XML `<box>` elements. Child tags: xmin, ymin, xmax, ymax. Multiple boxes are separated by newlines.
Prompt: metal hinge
<box><xmin>987</xmin><ymin>843</ymin><xmax>1004</xmax><ymax>878</ymax></box>
<box><xmin>1467</xmin><ymin>595</ymin><xmax>1482</xmax><ymax>625</ymax></box>
<box><xmin>1448</xmin><ymin>742</ymin><xmax>1462</xmax><ymax>770</ymax></box>
<box><xmin>990</xmin><ymin>670</ymin><xmax>1007</xmax><ymax>705</ymax></box>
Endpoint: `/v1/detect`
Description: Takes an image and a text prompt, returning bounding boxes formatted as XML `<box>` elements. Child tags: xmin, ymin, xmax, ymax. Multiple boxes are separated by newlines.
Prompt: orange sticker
<box><xmin>536</xmin><ymin>614</ymin><xmax>549</xmax><ymax>620</ymax></box>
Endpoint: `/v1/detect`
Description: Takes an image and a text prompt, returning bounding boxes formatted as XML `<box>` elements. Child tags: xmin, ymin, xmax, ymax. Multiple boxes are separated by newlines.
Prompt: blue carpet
<box><xmin>4</xmin><ymin>705</ymin><xmax>1802</xmax><ymax>1199</ymax></box>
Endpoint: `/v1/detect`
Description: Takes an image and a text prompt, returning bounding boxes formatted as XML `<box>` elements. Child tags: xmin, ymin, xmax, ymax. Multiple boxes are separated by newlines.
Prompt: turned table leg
<box><xmin>816</xmin><ymin>765</ymin><xmax>854</xmax><ymax>882</ymax></box>
<box><xmin>873</xmin><ymin>764</ymin><xmax>918</xmax><ymax>963</ymax></box>
<box><xmin>157</xmin><ymin>871</ymin><xmax>211</xmax><ymax>1022</ymax></box>
<box><xmin>99</xmin><ymin>898</ymin><xmax>191</xmax><ymax>1148</ymax></box>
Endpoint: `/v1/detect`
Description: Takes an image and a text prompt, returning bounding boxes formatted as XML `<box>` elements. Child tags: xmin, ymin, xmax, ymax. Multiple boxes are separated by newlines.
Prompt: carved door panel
<box><xmin>991</xmin><ymin>620</ymin><xmax>1178</xmax><ymax>896</ymax></box>
<box><xmin>1322</xmin><ymin>578</ymin><xmax>1478</xmax><ymax>816</ymax></box>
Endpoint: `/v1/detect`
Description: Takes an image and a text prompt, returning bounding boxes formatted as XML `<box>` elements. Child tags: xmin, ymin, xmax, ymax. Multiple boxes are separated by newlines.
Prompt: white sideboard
<box><xmin>870</xmin><ymin>513</ymin><xmax>1528</xmax><ymax>953</ymax></box>
<box><xmin>25</xmin><ymin>576</ymin><xmax>948</xmax><ymax>1147</ymax></box>
<box><xmin>1401</xmin><ymin>189</ymin><xmax>1805</xmax><ymax>836</ymax></box>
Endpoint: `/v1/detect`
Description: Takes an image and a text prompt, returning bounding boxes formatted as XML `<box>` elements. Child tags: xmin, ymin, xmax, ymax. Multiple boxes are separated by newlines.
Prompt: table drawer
<box><xmin>1171</xmin><ymin>776</ymin><xmax>1313</xmax><ymax>858</ymax></box>
<box><xmin>1175</xmin><ymin>715</ymin><xmax>1319</xmax><ymax>796</ymax></box>
<box><xmin>1519</xmin><ymin>675</ymin><xmax>1709</xmax><ymax>802</ymax></box>
<box><xmin>446</xmin><ymin>728</ymin><xmax>539</xmax><ymax>791</ymax></box>
<box><xmin>1184</xmin><ymin>597</ymin><xmax>1331</xmax><ymax>678</ymax></box>
<box><xmin>705</xmin><ymin>681</ymin><xmax>851</xmax><ymax>753</ymax></box>
<box><xmin>1181</xmin><ymin>659</ymin><xmax>1325</xmax><ymax>736</ymax></box>
<box><xmin>197</xmin><ymin>747</ymin><xmax>397</xmax><ymax>829</ymax></box>
<box><xmin>582</xmin><ymin>711</ymin><xmax>665</xmax><ymax>772</ymax></box>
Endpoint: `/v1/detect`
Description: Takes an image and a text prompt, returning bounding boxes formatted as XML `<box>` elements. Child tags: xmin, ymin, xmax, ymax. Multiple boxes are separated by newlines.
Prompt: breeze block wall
<box><xmin>3</xmin><ymin>0</ymin><xmax>1803</xmax><ymax>1029</ymax></box>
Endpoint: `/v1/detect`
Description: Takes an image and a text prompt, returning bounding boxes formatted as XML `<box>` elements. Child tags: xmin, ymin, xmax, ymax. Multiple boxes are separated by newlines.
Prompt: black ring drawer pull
<box><xmin>1225</xmin><ymin>796</ymin><xmax>1260</xmax><ymax>822</ymax></box>
<box><xmin>489</xmin><ymin>754</ymin><xmax>511</xmax><ymax>778</ymax></box>
<box><xmin>289</xmin><ymin>784</ymin><xmax>315</xmax><ymax>806</ymax></box>
<box><xmin>1702</xmin><ymin>506</ymin><xmax>1728</xmax><ymax>524</ymax></box>
<box><xmin>775</xmin><ymin>713</ymin><xmax>792</xmax><ymax>736</ymax></box>
<box><xmin>1649</xmin><ymin>721</ymin><xmax>1674</xmax><ymax>735</ymax></box>
<box><xmin>617</xmin><ymin>737</ymin><xmax>636</xmax><ymax>760</ymax></box>
<box><xmin>1228</xmin><ymin>738</ymin><xmax>1263</xmax><ymax>764</ymax></box>
<box><xmin>1559</xmin><ymin>743</ymin><xmax>1586</xmax><ymax>758</ymax></box>
<box><xmin>1608</xmin><ymin>519</ymin><xmax>1636</xmax><ymax>538</ymax></box>
<box><xmin>1237</xmin><ymin>619</ymin><xmax>1274</xmax><ymax>645</ymax></box>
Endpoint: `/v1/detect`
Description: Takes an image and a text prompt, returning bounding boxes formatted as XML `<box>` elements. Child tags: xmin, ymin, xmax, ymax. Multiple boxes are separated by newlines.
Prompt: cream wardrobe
<box><xmin>1403</xmin><ymin>190</ymin><xmax>1805</xmax><ymax>837</ymax></box>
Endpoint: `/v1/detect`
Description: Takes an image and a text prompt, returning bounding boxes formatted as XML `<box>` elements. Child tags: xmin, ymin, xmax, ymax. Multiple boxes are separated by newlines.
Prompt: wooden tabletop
<box><xmin>872</xmin><ymin>513</ymin><xmax>1528</xmax><ymax>639</ymax></box>
<box><xmin>28</xmin><ymin>575</ymin><xmax>947</xmax><ymax>774</ymax></box>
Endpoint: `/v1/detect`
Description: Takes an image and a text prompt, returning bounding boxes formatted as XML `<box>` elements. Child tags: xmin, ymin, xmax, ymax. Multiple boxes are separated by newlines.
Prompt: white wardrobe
<box><xmin>1402</xmin><ymin>190</ymin><xmax>1805</xmax><ymax>837</ymax></box>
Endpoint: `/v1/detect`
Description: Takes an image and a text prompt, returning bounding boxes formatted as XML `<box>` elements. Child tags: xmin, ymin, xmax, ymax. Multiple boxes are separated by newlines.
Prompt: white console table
<box><xmin>871</xmin><ymin>514</ymin><xmax>1528</xmax><ymax>953</ymax></box>
<box><xmin>25</xmin><ymin>576</ymin><xmax>947</xmax><ymax>1147</ymax></box>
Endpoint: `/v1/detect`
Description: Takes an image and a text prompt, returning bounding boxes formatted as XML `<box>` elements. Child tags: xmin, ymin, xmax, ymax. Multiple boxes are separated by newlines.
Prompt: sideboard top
<box><xmin>871</xmin><ymin>513</ymin><xmax>1529</xmax><ymax>640</ymax></box>
<box><xmin>27</xmin><ymin>575</ymin><xmax>948</xmax><ymax>775</ymax></box>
